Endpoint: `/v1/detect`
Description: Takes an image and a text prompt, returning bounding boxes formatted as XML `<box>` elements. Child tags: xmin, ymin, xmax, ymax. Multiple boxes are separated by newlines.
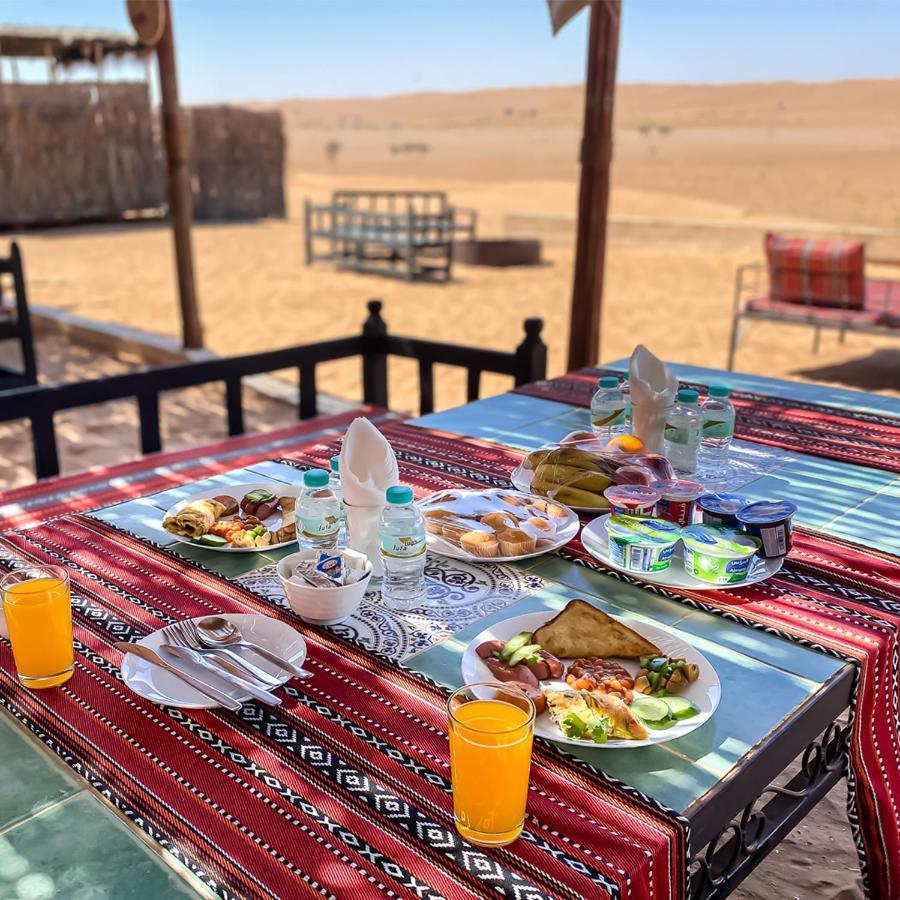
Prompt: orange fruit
<box><xmin>605</xmin><ymin>434</ymin><xmax>645</xmax><ymax>453</ymax></box>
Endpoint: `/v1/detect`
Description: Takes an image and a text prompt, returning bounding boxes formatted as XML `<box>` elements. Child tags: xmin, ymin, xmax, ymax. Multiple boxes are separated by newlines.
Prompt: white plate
<box><xmin>581</xmin><ymin>514</ymin><xmax>783</xmax><ymax>591</ymax></box>
<box><xmin>461</xmin><ymin>610</ymin><xmax>720</xmax><ymax>748</ymax></box>
<box><xmin>418</xmin><ymin>488</ymin><xmax>578</xmax><ymax>563</ymax></box>
<box><xmin>163</xmin><ymin>482</ymin><xmax>300</xmax><ymax>553</ymax></box>
<box><xmin>120</xmin><ymin>613</ymin><xmax>307</xmax><ymax>708</ymax></box>
<box><xmin>510</xmin><ymin>464</ymin><xmax>607</xmax><ymax>515</ymax></box>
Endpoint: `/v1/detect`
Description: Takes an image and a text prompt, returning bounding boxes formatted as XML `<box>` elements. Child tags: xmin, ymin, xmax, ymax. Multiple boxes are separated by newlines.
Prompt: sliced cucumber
<box><xmin>500</xmin><ymin>631</ymin><xmax>533</xmax><ymax>661</ymax></box>
<box><xmin>663</xmin><ymin>696</ymin><xmax>699</xmax><ymax>720</ymax></box>
<box><xmin>629</xmin><ymin>696</ymin><xmax>671</xmax><ymax>723</ymax></box>
<box><xmin>507</xmin><ymin>643</ymin><xmax>542</xmax><ymax>667</ymax></box>
<box><xmin>195</xmin><ymin>534</ymin><xmax>228</xmax><ymax>547</ymax></box>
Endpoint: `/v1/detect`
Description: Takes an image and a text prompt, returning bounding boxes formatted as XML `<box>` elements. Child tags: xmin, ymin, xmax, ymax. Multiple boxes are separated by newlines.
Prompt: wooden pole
<box><xmin>566</xmin><ymin>0</ymin><xmax>621</xmax><ymax>371</ymax></box>
<box><xmin>155</xmin><ymin>0</ymin><xmax>203</xmax><ymax>348</ymax></box>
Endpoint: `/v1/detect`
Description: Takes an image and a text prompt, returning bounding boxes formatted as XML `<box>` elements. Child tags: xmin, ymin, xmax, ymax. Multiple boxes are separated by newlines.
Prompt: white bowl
<box><xmin>276</xmin><ymin>549</ymin><xmax>372</xmax><ymax>625</ymax></box>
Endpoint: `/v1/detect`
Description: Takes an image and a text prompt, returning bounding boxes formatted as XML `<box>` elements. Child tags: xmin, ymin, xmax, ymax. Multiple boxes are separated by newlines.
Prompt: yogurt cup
<box><xmin>697</xmin><ymin>492</ymin><xmax>749</xmax><ymax>527</ymax></box>
<box><xmin>651</xmin><ymin>479</ymin><xmax>704</xmax><ymax>526</ymax></box>
<box><xmin>681</xmin><ymin>523</ymin><xmax>761</xmax><ymax>585</ymax></box>
<box><xmin>736</xmin><ymin>500</ymin><xmax>797</xmax><ymax>558</ymax></box>
<box><xmin>605</xmin><ymin>515</ymin><xmax>681</xmax><ymax>573</ymax></box>
<box><xmin>603</xmin><ymin>484</ymin><xmax>662</xmax><ymax>518</ymax></box>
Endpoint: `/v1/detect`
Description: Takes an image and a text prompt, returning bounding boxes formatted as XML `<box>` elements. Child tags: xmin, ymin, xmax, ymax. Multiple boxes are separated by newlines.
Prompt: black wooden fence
<box><xmin>0</xmin><ymin>300</ymin><xmax>546</xmax><ymax>481</ymax></box>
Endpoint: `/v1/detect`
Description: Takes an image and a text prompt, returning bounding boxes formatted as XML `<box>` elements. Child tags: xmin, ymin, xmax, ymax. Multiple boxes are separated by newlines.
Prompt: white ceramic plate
<box><xmin>581</xmin><ymin>514</ymin><xmax>783</xmax><ymax>591</ymax></box>
<box><xmin>510</xmin><ymin>463</ymin><xmax>607</xmax><ymax>515</ymax></box>
<box><xmin>461</xmin><ymin>610</ymin><xmax>720</xmax><ymax>748</ymax></box>
<box><xmin>418</xmin><ymin>488</ymin><xmax>578</xmax><ymax>563</ymax></box>
<box><xmin>162</xmin><ymin>482</ymin><xmax>300</xmax><ymax>553</ymax></box>
<box><xmin>120</xmin><ymin>613</ymin><xmax>307</xmax><ymax>708</ymax></box>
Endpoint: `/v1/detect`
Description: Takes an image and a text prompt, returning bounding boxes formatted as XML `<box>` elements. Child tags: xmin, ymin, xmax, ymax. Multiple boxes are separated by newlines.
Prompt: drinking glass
<box><xmin>1</xmin><ymin>565</ymin><xmax>74</xmax><ymax>689</ymax></box>
<box><xmin>447</xmin><ymin>681</ymin><xmax>535</xmax><ymax>846</ymax></box>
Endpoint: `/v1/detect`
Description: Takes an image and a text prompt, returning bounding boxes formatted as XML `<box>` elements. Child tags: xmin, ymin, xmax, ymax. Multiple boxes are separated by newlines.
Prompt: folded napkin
<box><xmin>629</xmin><ymin>345</ymin><xmax>678</xmax><ymax>453</ymax></box>
<box><xmin>339</xmin><ymin>418</ymin><xmax>399</xmax><ymax>576</ymax></box>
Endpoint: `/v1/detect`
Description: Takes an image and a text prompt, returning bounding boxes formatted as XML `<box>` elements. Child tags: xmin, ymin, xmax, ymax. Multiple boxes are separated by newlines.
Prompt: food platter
<box><xmin>581</xmin><ymin>514</ymin><xmax>782</xmax><ymax>590</ymax></box>
<box><xmin>509</xmin><ymin>465</ymin><xmax>603</xmax><ymax>514</ymax></box>
<box><xmin>461</xmin><ymin>608</ymin><xmax>720</xmax><ymax>749</ymax></box>
<box><xmin>418</xmin><ymin>488</ymin><xmax>578</xmax><ymax>563</ymax></box>
<box><xmin>162</xmin><ymin>482</ymin><xmax>300</xmax><ymax>553</ymax></box>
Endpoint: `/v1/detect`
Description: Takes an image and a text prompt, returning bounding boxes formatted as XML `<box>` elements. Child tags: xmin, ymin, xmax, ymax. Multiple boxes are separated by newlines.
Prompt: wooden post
<box><xmin>566</xmin><ymin>0</ymin><xmax>621</xmax><ymax>371</ymax></box>
<box><xmin>155</xmin><ymin>0</ymin><xmax>203</xmax><ymax>348</ymax></box>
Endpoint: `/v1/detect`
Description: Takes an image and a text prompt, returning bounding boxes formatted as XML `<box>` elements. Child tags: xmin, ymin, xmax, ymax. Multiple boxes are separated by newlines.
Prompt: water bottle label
<box><xmin>702</xmin><ymin>418</ymin><xmax>733</xmax><ymax>438</ymax></box>
<box><xmin>301</xmin><ymin>514</ymin><xmax>340</xmax><ymax>538</ymax></box>
<box><xmin>381</xmin><ymin>534</ymin><xmax>426</xmax><ymax>558</ymax></box>
<box><xmin>664</xmin><ymin>423</ymin><xmax>699</xmax><ymax>445</ymax></box>
<box><xmin>592</xmin><ymin>407</ymin><xmax>625</xmax><ymax>428</ymax></box>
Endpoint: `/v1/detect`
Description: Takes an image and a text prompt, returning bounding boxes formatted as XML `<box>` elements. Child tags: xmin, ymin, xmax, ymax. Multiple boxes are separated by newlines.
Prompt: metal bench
<box><xmin>0</xmin><ymin>242</ymin><xmax>38</xmax><ymax>389</ymax></box>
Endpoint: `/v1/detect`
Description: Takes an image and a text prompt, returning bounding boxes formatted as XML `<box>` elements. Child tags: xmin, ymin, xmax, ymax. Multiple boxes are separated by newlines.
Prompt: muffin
<box><xmin>481</xmin><ymin>512</ymin><xmax>519</xmax><ymax>532</ymax></box>
<box><xmin>523</xmin><ymin>516</ymin><xmax>553</xmax><ymax>534</ymax></box>
<box><xmin>544</xmin><ymin>502</ymin><xmax>567</xmax><ymax>519</ymax></box>
<box><xmin>442</xmin><ymin>518</ymin><xmax>480</xmax><ymax>546</ymax></box>
<box><xmin>460</xmin><ymin>530</ymin><xmax>500</xmax><ymax>558</ymax></box>
<box><xmin>498</xmin><ymin>528</ymin><xmax>537</xmax><ymax>557</ymax></box>
<box><xmin>498</xmin><ymin>493</ymin><xmax>526</xmax><ymax>508</ymax></box>
<box><xmin>424</xmin><ymin>509</ymin><xmax>455</xmax><ymax>535</ymax></box>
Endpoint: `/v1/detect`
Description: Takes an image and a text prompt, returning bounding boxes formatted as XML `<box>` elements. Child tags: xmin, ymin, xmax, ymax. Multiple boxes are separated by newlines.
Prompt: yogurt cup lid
<box><xmin>604</xmin><ymin>484</ymin><xmax>662</xmax><ymax>505</ymax></box>
<box><xmin>697</xmin><ymin>493</ymin><xmax>749</xmax><ymax>515</ymax></box>
<box><xmin>736</xmin><ymin>500</ymin><xmax>798</xmax><ymax>525</ymax></box>
<box><xmin>682</xmin><ymin>523</ymin><xmax>760</xmax><ymax>556</ymax></box>
<box><xmin>607</xmin><ymin>515</ymin><xmax>681</xmax><ymax>545</ymax></box>
<box><xmin>651</xmin><ymin>479</ymin><xmax>704</xmax><ymax>501</ymax></box>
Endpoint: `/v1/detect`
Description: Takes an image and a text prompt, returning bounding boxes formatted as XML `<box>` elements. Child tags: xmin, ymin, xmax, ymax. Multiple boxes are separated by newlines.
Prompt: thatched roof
<box><xmin>0</xmin><ymin>24</ymin><xmax>149</xmax><ymax>65</ymax></box>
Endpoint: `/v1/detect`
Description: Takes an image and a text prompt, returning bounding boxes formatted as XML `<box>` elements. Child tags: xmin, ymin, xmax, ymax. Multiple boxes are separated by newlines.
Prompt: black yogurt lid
<box><xmin>736</xmin><ymin>499</ymin><xmax>798</xmax><ymax>525</ymax></box>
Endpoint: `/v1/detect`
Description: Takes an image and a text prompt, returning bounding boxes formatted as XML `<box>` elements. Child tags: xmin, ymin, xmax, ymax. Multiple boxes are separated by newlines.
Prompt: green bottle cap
<box><xmin>330</xmin><ymin>455</ymin><xmax>340</xmax><ymax>472</ymax></box>
<box><xmin>709</xmin><ymin>385</ymin><xmax>730</xmax><ymax>398</ymax></box>
<box><xmin>598</xmin><ymin>375</ymin><xmax>620</xmax><ymax>389</ymax></box>
<box><xmin>677</xmin><ymin>389</ymin><xmax>699</xmax><ymax>404</ymax></box>
<box><xmin>386</xmin><ymin>485</ymin><xmax>414</xmax><ymax>504</ymax></box>
<box><xmin>304</xmin><ymin>468</ymin><xmax>329</xmax><ymax>487</ymax></box>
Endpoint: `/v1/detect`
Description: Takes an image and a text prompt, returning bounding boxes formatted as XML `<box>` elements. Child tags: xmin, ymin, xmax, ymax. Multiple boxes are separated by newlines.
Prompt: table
<box><xmin>1</xmin><ymin>367</ymin><xmax>896</xmax><ymax>900</ymax></box>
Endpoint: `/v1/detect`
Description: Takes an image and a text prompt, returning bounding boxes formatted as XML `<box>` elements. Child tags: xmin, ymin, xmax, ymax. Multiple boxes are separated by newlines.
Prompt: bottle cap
<box><xmin>598</xmin><ymin>375</ymin><xmax>619</xmax><ymax>389</ymax></box>
<box><xmin>330</xmin><ymin>455</ymin><xmax>340</xmax><ymax>472</ymax></box>
<box><xmin>677</xmin><ymin>388</ymin><xmax>699</xmax><ymax>403</ymax></box>
<box><xmin>708</xmin><ymin>385</ymin><xmax>730</xmax><ymax>398</ymax></box>
<box><xmin>304</xmin><ymin>468</ymin><xmax>329</xmax><ymax>487</ymax></box>
<box><xmin>386</xmin><ymin>485</ymin><xmax>414</xmax><ymax>505</ymax></box>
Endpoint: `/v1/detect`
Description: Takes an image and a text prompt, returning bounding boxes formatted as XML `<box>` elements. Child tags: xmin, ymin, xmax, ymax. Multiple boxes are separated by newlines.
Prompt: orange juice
<box><xmin>448</xmin><ymin>689</ymin><xmax>535</xmax><ymax>846</ymax></box>
<box><xmin>2</xmin><ymin>569</ymin><xmax>74</xmax><ymax>689</ymax></box>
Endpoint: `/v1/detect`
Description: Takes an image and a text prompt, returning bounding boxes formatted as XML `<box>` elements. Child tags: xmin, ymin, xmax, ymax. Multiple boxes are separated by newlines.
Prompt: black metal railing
<box><xmin>0</xmin><ymin>300</ymin><xmax>546</xmax><ymax>481</ymax></box>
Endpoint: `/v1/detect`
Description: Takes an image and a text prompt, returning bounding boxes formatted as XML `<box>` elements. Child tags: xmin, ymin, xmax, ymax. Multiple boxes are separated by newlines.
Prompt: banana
<box><xmin>522</xmin><ymin>449</ymin><xmax>550</xmax><ymax>471</ymax></box>
<box><xmin>533</xmin><ymin>463</ymin><xmax>611</xmax><ymax>494</ymax></box>
<box><xmin>544</xmin><ymin>447</ymin><xmax>605</xmax><ymax>473</ymax></box>
<box><xmin>548</xmin><ymin>485</ymin><xmax>611</xmax><ymax>509</ymax></box>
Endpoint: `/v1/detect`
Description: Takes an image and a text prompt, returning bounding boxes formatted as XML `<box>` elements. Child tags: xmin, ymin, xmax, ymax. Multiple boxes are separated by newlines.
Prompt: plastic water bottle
<box><xmin>590</xmin><ymin>376</ymin><xmax>626</xmax><ymax>441</ymax></box>
<box><xmin>620</xmin><ymin>379</ymin><xmax>632</xmax><ymax>431</ymax></box>
<box><xmin>700</xmin><ymin>386</ymin><xmax>736</xmax><ymax>478</ymax></box>
<box><xmin>378</xmin><ymin>485</ymin><xmax>427</xmax><ymax>610</ymax></box>
<box><xmin>297</xmin><ymin>469</ymin><xmax>340</xmax><ymax>549</ymax></box>
<box><xmin>663</xmin><ymin>389</ymin><xmax>702</xmax><ymax>476</ymax></box>
<box><xmin>329</xmin><ymin>456</ymin><xmax>347</xmax><ymax>546</ymax></box>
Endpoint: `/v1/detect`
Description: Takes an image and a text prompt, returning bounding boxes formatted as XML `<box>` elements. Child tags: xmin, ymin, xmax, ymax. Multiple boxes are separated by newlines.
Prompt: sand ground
<box><xmin>3</xmin><ymin>80</ymin><xmax>897</xmax><ymax>897</ymax></box>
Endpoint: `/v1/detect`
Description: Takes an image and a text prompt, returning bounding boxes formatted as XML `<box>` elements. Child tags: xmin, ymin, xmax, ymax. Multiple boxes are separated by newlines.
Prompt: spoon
<box><xmin>196</xmin><ymin>616</ymin><xmax>312</xmax><ymax>680</ymax></box>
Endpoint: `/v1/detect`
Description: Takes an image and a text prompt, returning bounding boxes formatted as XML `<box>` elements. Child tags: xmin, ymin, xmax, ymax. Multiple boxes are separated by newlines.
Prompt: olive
<box><xmin>649</xmin><ymin>657</ymin><xmax>668</xmax><ymax>672</ymax></box>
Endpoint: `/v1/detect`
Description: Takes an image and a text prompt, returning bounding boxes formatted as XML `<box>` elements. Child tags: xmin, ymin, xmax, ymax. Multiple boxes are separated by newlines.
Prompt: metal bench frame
<box><xmin>0</xmin><ymin>242</ymin><xmax>38</xmax><ymax>389</ymax></box>
<box><xmin>0</xmin><ymin>300</ymin><xmax>545</xmax><ymax>481</ymax></box>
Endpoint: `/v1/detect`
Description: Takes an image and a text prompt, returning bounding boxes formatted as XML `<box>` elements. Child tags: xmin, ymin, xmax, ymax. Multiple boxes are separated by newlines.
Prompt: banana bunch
<box><xmin>529</xmin><ymin>448</ymin><xmax>613</xmax><ymax>509</ymax></box>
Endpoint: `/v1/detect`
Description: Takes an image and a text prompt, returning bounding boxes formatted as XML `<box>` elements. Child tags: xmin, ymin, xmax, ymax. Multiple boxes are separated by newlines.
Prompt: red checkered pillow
<box><xmin>765</xmin><ymin>232</ymin><xmax>865</xmax><ymax>309</ymax></box>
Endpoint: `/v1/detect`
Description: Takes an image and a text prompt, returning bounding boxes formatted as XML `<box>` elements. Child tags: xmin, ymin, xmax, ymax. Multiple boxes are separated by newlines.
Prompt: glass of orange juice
<box><xmin>1</xmin><ymin>565</ymin><xmax>74</xmax><ymax>689</ymax></box>
<box><xmin>448</xmin><ymin>681</ymin><xmax>535</xmax><ymax>846</ymax></box>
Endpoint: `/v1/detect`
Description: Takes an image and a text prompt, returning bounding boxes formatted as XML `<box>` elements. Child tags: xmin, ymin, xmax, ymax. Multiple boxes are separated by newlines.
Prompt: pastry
<box><xmin>481</xmin><ymin>511</ymin><xmax>518</xmax><ymax>532</ymax></box>
<box><xmin>460</xmin><ymin>530</ymin><xmax>499</xmax><ymax>558</ymax></box>
<box><xmin>424</xmin><ymin>509</ymin><xmax>455</xmax><ymax>535</ymax></box>
<box><xmin>498</xmin><ymin>493</ymin><xmax>526</xmax><ymax>508</ymax></box>
<box><xmin>442</xmin><ymin>518</ymin><xmax>480</xmax><ymax>546</ymax></box>
<box><xmin>498</xmin><ymin>528</ymin><xmax>537</xmax><ymax>557</ymax></box>
<box><xmin>523</xmin><ymin>516</ymin><xmax>553</xmax><ymax>534</ymax></box>
<box><xmin>163</xmin><ymin>498</ymin><xmax>226</xmax><ymax>538</ymax></box>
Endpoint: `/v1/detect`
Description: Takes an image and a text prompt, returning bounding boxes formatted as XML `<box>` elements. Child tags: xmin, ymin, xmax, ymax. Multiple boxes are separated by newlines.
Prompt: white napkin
<box><xmin>339</xmin><ymin>417</ymin><xmax>399</xmax><ymax>576</ymax></box>
<box><xmin>628</xmin><ymin>345</ymin><xmax>678</xmax><ymax>453</ymax></box>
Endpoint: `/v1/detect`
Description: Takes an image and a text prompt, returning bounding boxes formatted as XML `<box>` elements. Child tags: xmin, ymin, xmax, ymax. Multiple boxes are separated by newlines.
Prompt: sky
<box><xmin>1</xmin><ymin>0</ymin><xmax>899</xmax><ymax>104</ymax></box>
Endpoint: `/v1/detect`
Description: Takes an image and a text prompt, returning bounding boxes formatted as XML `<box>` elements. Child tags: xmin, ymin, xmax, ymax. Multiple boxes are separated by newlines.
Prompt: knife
<box><xmin>159</xmin><ymin>644</ymin><xmax>282</xmax><ymax>707</ymax></box>
<box><xmin>115</xmin><ymin>641</ymin><xmax>243</xmax><ymax>711</ymax></box>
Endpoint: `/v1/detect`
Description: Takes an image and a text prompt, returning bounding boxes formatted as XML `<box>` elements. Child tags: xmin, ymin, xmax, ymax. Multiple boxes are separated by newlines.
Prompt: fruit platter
<box><xmin>462</xmin><ymin>599</ymin><xmax>719</xmax><ymax>748</ymax></box>
<box><xmin>510</xmin><ymin>431</ymin><xmax>674</xmax><ymax>513</ymax></box>
<box><xmin>162</xmin><ymin>482</ymin><xmax>298</xmax><ymax>552</ymax></box>
<box><xmin>418</xmin><ymin>488</ymin><xmax>579</xmax><ymax>562</ymax></box>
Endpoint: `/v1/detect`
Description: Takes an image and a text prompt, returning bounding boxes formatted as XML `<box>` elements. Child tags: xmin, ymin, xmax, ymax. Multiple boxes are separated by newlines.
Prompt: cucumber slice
<box><xmin>629</xmin><ymin>696</ymin><xmax>671</xmax><ymax>723</ymax></box>
<box><xmin>195</xmin><ymin>534</ymin><xmax>228</xmax><ymax>547</ymax></box>
<box><xmin>507</xmin><ymin>643</ymin><xmax>542</xmax><ymax>667</ymax></box>
<box><xmin>663</xmin><ymin>696</ymin><xmax>699</xmax><ymax>720</ymax></box>
<box><xmin>500</xmin><ymin>631</ymin><xmax>533</xmax><ymax>661</ymax></box>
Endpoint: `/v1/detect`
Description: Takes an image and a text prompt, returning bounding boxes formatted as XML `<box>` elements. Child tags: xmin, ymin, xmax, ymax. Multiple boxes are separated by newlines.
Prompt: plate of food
<box><xmin>162</xmin><ymin>483</ymin><xmax>298</xmax><ymax>552</ymax></box>
<box><xmin>581</xmin><ymin>515</ymin><xmax>782</xmax><ymax>591</ymax></box>
<box><xmin>461</xmin><ymin>599</ymin><xmax>720</xmax><ymax>748</ymax></box>
<box><xmin>418</xmin><ymin>488</ymin><xmax>578</xmax><ymax>562</ymax></box>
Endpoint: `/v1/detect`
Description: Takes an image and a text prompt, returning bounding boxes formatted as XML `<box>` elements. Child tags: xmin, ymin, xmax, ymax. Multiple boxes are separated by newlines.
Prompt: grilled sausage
<box><xmin>504</xmin><ymin>681</ymin><xmax>547</xmax><ymax>715</ymax></box>
<box><xmin>476</xmin><ymin>640</ymin><xmax>505</xmax><ymax>660</ymax></box>
<box><xmin>255</xmin><ymin>499</ymin><xmax>279</xmax><ymax>521</ymax></box>
<box><xmin>538</xmin><ymin>651</ymin><xmax>564</xmax><ymax>679</ymax></box>
<box><xmin>483</xmin><ymin>657</ymin><xmax>540</xmax><ymax>688</ymax></box>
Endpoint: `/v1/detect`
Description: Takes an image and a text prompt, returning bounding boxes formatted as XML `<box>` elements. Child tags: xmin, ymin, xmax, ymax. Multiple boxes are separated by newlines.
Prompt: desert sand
<box><xmin>3</xmin><ymin>80</ymin><xmax>897</xmax><ymax>897</ymax></box>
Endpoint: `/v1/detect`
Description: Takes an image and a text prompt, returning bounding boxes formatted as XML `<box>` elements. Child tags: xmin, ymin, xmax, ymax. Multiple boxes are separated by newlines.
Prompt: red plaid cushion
<box><xmin>765</xmin><ymin>232</ymin><xmax>865</xmax><ymax>309</ymax></box>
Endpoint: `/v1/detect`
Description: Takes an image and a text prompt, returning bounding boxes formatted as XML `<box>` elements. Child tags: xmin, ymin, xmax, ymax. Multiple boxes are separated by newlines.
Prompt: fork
<box><xmin>166</xmin><ymin>620</ymin><xmax>282</xmax><ymax>689</ymax></box>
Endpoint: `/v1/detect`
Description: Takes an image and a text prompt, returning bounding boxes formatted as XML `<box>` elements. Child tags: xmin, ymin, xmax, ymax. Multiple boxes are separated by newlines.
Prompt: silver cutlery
<box><xmin>115</xmin><ymin>641</ymin><xmax>243</xmax><ymax>711</ymax></box>
<box><xmin>195</xmin><ymin>616</ymin><xmax>312</xmax><ymax>680</ymax></box>
<box><xmin>166</xmin><ymin>620</ymin><xmax>282</xmax><ymax>688</ymax></box>
<box><xmin>158</xmin><ymin>644</ymin><xmax>281</xmax><ymax>707</ymax></box>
